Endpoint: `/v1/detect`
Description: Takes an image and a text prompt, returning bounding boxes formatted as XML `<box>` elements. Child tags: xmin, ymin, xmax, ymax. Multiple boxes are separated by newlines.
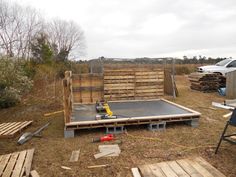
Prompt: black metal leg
<box><xmin>215</xmin><ymin>122</ymin><xmax>229</xmax><ymax>154</ymax></box>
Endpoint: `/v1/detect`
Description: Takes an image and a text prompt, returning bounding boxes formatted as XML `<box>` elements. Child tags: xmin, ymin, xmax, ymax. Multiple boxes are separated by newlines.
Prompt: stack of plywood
<box><xmin>189</xmin><ymin>72</ymin><xmax>220</xmax><ymax>92</ymax></box>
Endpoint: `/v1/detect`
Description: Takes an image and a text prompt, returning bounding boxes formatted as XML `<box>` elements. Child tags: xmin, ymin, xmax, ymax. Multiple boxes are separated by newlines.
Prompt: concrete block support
<box><xmin>64</xmin><ymin>128</ymin><xmax>75</xmax><ymax>138</ymax></box>
<box><xmin>148</xmin><ymin>122</ymin><xmax>166</xmax><ymax>131</ymax></box>
<box><xmin>186</xmin><ymin>119</ymin><xmax>199</xmax><ymax>128</ymax></box>
<box><xmin>106</xmin><ymin>126</ymin><xmax>125</xmax><ymax>134</ymax></box>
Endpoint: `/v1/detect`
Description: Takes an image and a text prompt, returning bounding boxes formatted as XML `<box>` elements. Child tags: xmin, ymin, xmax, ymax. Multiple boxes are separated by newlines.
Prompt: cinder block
<box><xmin>148</xmin><ymin>122</ymin><xmax>166</xmax><ymax>131</ymax></box>
<box><xmin>106</xmin><ymin>126</ymin><xmax>125</xmax><ymax>134</ymax></box>
<box><xmin>64</xmin><ymin>128</ymin><xmax>75</xmax><ymax>138</ymax></box>
<box><xmin>186</xmin><ymin>119</ymin><xmax>199</xmax><ymax>128</ymax></box>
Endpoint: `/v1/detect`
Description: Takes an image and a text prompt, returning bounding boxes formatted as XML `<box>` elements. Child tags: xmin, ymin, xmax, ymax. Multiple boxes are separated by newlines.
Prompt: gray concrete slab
<box><xmin>71</xmin><ymin>100</ymin><xmax>192</xmax><ymax>122</ymax></box>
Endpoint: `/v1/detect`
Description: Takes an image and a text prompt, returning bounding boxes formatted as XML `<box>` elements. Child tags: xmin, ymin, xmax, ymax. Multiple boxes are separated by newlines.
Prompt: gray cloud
<box><xmin>16</xmin><ymin>0</ymin><xmax>236</xmax><ymax>59</ymax></box>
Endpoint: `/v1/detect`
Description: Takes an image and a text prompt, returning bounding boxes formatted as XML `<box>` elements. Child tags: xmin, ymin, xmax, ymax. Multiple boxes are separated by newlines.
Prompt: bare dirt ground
<box><xmin>0</xmin><ymin>75</ymin><xmax>236</xmax><ymax>177</ymax></box>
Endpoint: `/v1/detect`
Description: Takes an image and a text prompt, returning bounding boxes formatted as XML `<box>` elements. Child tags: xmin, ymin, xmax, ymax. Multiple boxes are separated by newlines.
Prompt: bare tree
<box><xmin>47</xmin><ymin>19</ymin><xmax>85</xmax><ymax>60</ymax></box>
<box><xmin>0</xmin><ymin>0</ymin><xmax>43</xmax><ymax>59</ymax></box>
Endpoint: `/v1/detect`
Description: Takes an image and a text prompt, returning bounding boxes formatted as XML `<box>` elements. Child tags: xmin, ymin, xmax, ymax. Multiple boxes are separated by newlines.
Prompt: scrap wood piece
<box><xmin>87</xmin><ymin>164</ymin><xmax>110</xmax><ymax>169</ymax></box>
<box><xmin>69</xmin><ymin>150</ymin><xmax>80</xmax><ymax>162</ymax></box>
<box><xmin>44</xmin><ymin>110</ymin><xmax>64</xmax><ymax>117</ymax></box>
<box><xmin>94</xmin><ymin>151</ymin><xmax>115</xmax><ymax>159</ymax></box>
<box><xmin>138</xmin><ymin>157</ymin><xmax>226</xmax><ymax>177</ymax></box>
<box><xmin>98</xmin><ymin>144</ymin><xmax>121</xmax><ymax>157</ymax></box>
<box><xmin>0</xmin><ymin>149</ymin><xmax>35</xmax><ymax>177</ymax></box>
<box><xmin>131</xmin><ymin>168</ymin><xmax>141</xmax><ymax>177</ymax></box>
<box><xmin>0</xmin><ymin>121</ymin><xmax>33</xmax><ymax>139</ymax></box>
<box><xmin>30</xmin><ymin>170</ymin><xmax>40</xmax><ymax>177</ymax></box>
<box><xmin>61</xmin><ymin>166</ymin><xmax>72</xmax><ymax>170</ymax></box>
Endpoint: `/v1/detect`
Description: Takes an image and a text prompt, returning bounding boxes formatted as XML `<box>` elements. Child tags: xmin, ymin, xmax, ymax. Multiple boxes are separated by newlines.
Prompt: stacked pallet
<box><xmin>189</xmin><ymin>73</ymin><xmax>220</xmax><ymax>92</ymax></box>
<box><xmin>103</xmin><ymin>65</ymin><xmax>164</xmax><ymax>100</ymax></box>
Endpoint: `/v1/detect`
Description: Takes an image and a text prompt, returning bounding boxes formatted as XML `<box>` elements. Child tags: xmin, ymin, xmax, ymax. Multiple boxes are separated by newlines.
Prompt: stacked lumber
<box><xmin>189</xmin><ymin>73</ymin><xmax>220</xmax><ymax>92</ymax></box>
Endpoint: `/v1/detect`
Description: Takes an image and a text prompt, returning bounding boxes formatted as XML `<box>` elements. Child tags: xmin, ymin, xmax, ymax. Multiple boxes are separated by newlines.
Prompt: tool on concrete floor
<box><xmin>17</xmin><ymin>122</ymin><xmax>50</xmax><ymax>145</ymax></box>
<box><xmin>95</xmin><ymin>100</ymin><xmax>117</xmax><ymax>119</ymax></box>
<box><xmin>92</xmin><ymin>134</ymin><xmax>115</xmax><ymax>143</ymax></box>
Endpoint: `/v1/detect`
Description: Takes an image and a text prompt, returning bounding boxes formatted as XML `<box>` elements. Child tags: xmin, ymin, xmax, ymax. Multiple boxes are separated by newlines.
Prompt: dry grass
<box><xmin>0</xmin><ymin>75</ymin><xmax>236</xmax><ymax>177</ymax></box>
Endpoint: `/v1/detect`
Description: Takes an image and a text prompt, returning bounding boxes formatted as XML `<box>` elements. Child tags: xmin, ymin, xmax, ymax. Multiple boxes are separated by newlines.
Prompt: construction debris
<box><xmin>69</xmin><ymin>150</ymin><xmax>80</xmax><ymax>162</ymax></box>
<box><xmin>131</xmin><ymin>168</ymin><xmax>141</xmax><ymax>177</ymax></box>
<box><xmin>44</xmin><ymin>110</ymin><xmax>64</xmax><ymax>117</ymax></box>
<box><xmin>0</xmin><ymin>149</ymin><xmax>35</xmax><ymax>177</ymax></box>
<box><xmin>87</xmin><ymin>164</ymin><xmax>110</xmax><ymax>169</ymax></box>
<box><xmin>94</xmin><ymin>151</ymin><xmax>114</xmax><ymax>159</ymax></box>
<box><xmin>61</xmin><ymin>166</ymin><xmax>72</xmax><ymax>170</ymax></box>
<box><xmin>0</xmin><ymin>121</ymin><xmax>33</xmax><ymax>139</ymax></box>
<box><xmin>17</xmin><ymin>122</ymin><xmax>50</xmax><ymax>145</ymax></box>
<box><xmin>189</xmin><ymin>72</ymin><xmax>222</xmax><ymax>92</ymax></box>
<box><xmin>98</xmin><ymin>144</ymin><xmax>121</xmax><ymax>157</ymax></box>
<box><xmin>30</xmin><ymin>170</ymin><xmax>40</xmax><ymax>177</ymax></box>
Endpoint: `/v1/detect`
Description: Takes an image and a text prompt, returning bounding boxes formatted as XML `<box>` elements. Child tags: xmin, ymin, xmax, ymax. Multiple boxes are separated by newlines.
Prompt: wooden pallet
<box><xmin>0</xmin><ymin>121</ymin><xmax>33</xmax><ymax>138</ymax></box>
<box><xmin>0</xmin><ymin>149</ymin><xmax>35</xmax><ymax>177</ymax></box>
<box><xmin>136</xmin><ymin>157</ymin><xmax>225</xmax><ymax>177</ymax></box>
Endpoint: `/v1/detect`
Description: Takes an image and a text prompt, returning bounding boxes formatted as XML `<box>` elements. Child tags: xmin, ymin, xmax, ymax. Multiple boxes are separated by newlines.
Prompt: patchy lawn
<box><xmin>0</xmin><ymin>75</ymin><xmax>235</xmax><ymax>177</ymax></box>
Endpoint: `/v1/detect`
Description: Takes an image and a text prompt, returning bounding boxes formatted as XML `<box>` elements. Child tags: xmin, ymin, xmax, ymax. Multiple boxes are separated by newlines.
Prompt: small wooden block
<box><xmin>30</xmin><ymin>170</ymin><xmax>40</xmax><ymax>177</ymax></box>
<box><xmin>69</xmin><ymin>150</ymin><xmax>80</xmax><ymax>162</ymax></box>
<box><xmin>131</xmin><ymin>168</ymin><xmax>141</xmax><ymax>177</ymax></box>
<box><xmin>94</xmin><ymin>151</ymin><xmax>115</xmax><ymax>159</ymax></box>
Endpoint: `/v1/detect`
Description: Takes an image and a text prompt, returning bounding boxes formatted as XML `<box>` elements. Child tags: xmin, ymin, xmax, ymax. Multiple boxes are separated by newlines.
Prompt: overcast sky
<box><xmin>16</xmin><ymin>0</ymin><xmax>236</xmax><ymax>59</ymax></box>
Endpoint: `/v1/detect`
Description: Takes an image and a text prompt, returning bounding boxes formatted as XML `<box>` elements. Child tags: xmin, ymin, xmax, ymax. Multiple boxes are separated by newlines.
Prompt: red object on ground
<box><xmin>92</xmin><ymin>134</ymin><xmax>114</xmax><ymax>142</ymax></box>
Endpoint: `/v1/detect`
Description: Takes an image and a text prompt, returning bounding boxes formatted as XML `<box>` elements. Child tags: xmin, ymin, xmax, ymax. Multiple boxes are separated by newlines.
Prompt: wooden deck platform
<box><xmin>0</xmin><ymin>149</ymin><xmax>35</xmax><ymax>177</ymax></box>
<box><xmin>0</xmin><ymin>121</ymin><xmax>33</xmax><ymax>138</ymax></box>
<box><xmin>65</xmin><ymin>99</ymin><xmax>200</xmax><ymax>130</ymax></box>
<box><xmin>135</xmin><ymin>157</ymin><xmax>225</xmax><ymax>177</ymax></box>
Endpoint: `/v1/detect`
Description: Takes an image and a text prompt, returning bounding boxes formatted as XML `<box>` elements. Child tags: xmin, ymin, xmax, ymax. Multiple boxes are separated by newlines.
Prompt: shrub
<box><xmin>0</xmin><ymin>58</ymin><xmax>33</xmax><ymax>108</ymax></box>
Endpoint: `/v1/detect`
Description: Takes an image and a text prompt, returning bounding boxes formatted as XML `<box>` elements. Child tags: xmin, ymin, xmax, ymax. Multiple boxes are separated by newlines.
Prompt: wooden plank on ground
<box><xmin>11</xmin><ymin>150</ymin><xmax>27</xmax><ymax>177</ymax></box>
<box><xmin>98</xmin><ymin>145</ymin><xmax>121</xmax><ymax>157</ymax></box>
<box><xmin>20</xmin><ymin>149</ymin><xmax>35</xmax><ymax>177</ymax></box>
<box><xmin>2</xmin><ymin>152</ymin><xmax>19</xmax><ymax>177</ymax></box>
<box><xmin>167</xmin><ymin>161</ymin><xmax>190</xmax><ymax>177</ymax></box>
<box><xmin>176</xmin><ymin>159</ymin><xmax>203</xmax><ymax>177</ymax></box>
<box><xmin>157</xmin><ymin>162</ymin><xmax>178</xmax><ymax>177</ymax></box>
<box><xmin>185</xmin><ymin>159</ymin><xmax>214</xmax><ymax>177</ymax></box>
<box><xmin>131</xmin><ymin>168</ymin><xmax>141</xmax><ymax>177</ymax></box>
<box><xmin>194</xmin><ymin>157</ymin><xmax>226</xmax><ymax>177</ymax></box>
<box><xmin>30</xmin><ymin>170</ymin><xmax>40</xmax><ymax>177</ymax></box>
<box><xmin>0</xmin><ymin>154</ymin><xmax>11</xmax><ymax>176</ymax></box>
<box><xmin>9</xmin><ymin>121</ymin><xmax>33</xmax><ymax>136</ymax></box>
<box><xmin>94</xmin><ymin>151</ymin><xmax>115</xmax><ymax>159</ymax></box>
<box><xmin>148</xmin><ymin>164</ymin><xmax>166</xmax><ymax>177</ymax></box>
<box><xmin>69</xmin><ymin>150</ymin><xmax>80</xmax><ymax>162</ymax></box>
<box><xmin>138</xmin><ymin>165</ymin><xmax>157</xmax><ymax>177</ymax></box>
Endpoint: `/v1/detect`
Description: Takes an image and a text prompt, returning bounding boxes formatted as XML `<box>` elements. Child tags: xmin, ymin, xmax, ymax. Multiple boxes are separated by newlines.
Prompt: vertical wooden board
<box><xmin>167</xmin><ymin>161</ymin><xmax>190</xmax><ymax>177</ymax></box>
<box><xmin>194</xmin><ymin>157</ymin><xmax>226</xmax><ymax>177</ymax></box>
<box><xmin>0</xmin><ymin>154</ymin><xmax>11</xmax><ymax>176</ymax></box>
<box><xmin>69</xmin><ymin>150</ymin><xmax>80</xmax><ymax>162</ymax></box>
<box><xmin>157</xmin><ymin>162</ymin><xmax>178</xmax><ymax>177</ymax></box>
<box><xmin>11</xmin><ymin>150</ymin><xmax>27</xmax><ymax>177</ymax></box>
<box><xmin>20</xmin><ymin>149</ymin><xmax>35</xmax><ymax>177</ymax></box>
<box><xmin>185</xmin><ymin>159</ymin><xmax>214</xmax><ymax>177</ymax></box>
<box><xmin>2</xmin><ymin>152</ymin><xmax>19</xmax><ymax>177</ymax></box>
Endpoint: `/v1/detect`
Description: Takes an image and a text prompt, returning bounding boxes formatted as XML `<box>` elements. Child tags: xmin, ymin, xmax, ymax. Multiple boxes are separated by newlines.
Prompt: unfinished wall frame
<box><xmin>63</xmin><ymin>65</ymin><xmax>201</xmax><ymax>137</ymax></box>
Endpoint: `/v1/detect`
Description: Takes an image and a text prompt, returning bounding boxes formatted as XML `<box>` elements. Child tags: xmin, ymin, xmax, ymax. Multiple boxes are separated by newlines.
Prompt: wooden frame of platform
<box><xmin>65</xmin><ymin>98</ymin><xmax>201</xmax><ymax>130</ymax></box>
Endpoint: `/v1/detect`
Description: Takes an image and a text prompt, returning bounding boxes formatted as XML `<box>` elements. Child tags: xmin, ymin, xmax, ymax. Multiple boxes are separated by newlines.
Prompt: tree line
<box><xmin>0</xmin><ymin>0</ymin><xmax>85</xmax><ymax>62</ymax></box>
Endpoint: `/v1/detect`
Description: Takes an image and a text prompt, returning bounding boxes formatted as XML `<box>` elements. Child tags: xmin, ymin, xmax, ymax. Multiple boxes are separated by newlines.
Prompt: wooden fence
<box><xmin>226</xmin><ymin>70</ymin><xmax>236</xmax><ymax>99</ymax></box>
